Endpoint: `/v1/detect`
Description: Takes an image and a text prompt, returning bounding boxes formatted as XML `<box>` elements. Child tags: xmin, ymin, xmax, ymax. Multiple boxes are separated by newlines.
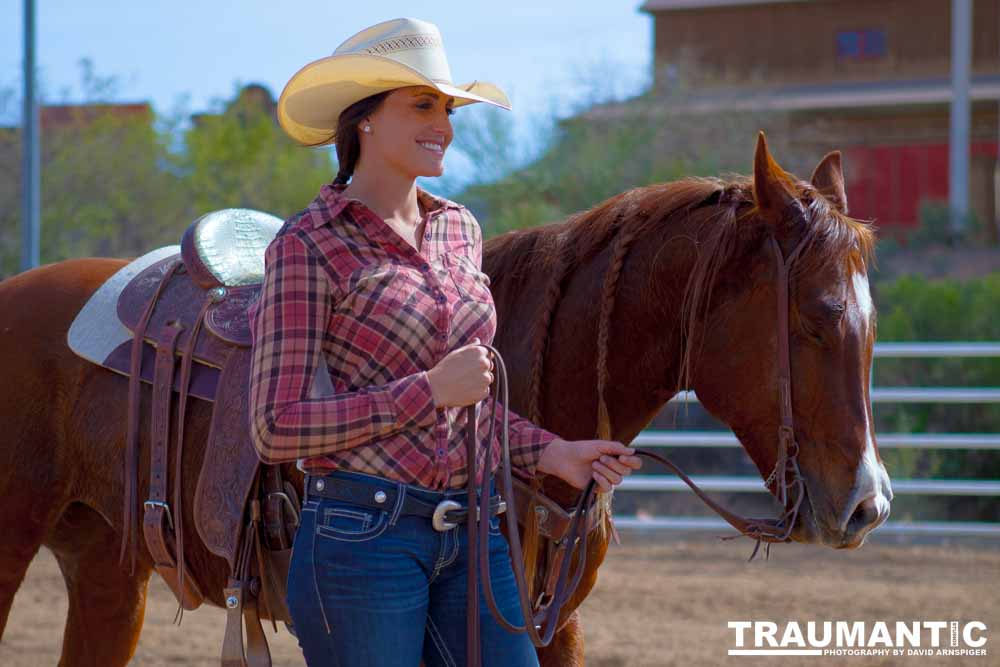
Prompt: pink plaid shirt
<box><xmin>248</xmin><ymin>181</ymin><xmax>559</xmax><ymax>489</ymax></box>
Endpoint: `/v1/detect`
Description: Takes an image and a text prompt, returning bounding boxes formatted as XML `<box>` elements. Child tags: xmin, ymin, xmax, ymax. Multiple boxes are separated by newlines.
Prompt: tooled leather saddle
<box><xmin>68</xmin><ymin>208</ymin><xmax>298</xmax><ymax>667</ymax></box>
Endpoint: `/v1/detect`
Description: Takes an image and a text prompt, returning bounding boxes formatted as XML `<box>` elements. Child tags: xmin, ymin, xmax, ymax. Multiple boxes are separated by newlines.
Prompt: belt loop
<box><xmin>388</xmin><ymin>481</ymin><xmax>407</xmax><ymax>527</ymax></box>
<box><xmin>303</xmin><ymin>474</ymin><xmax>311</xmax><ymax>504</ymax></box>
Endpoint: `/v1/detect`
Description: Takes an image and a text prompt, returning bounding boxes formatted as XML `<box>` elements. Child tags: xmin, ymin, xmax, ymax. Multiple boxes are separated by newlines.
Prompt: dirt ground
<box><xmin>1</xmin><ymin>533</ymin><xmax>996</xmax><ymax>666</ymax></box>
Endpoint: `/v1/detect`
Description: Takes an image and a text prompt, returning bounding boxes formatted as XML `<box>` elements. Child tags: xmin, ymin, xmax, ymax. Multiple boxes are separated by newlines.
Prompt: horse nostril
<box><xmin>845</xmin><ymin>497</ymin><xmax>881</xmax><ymax>537</ymax></box>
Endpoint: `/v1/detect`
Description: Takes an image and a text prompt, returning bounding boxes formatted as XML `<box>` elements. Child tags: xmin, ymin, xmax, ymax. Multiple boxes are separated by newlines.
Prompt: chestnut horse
<box><xmin>0</xmin><ymin>133</ymin><xmax>890</xmax><ymax>665</ymax></box>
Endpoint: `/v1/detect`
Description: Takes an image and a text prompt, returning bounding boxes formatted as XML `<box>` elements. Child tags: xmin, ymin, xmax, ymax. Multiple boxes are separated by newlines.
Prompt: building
<box><xmin>638</xmin><ymin>0</ymin><xmax>1000</xmax><ymax>239</ymax></box>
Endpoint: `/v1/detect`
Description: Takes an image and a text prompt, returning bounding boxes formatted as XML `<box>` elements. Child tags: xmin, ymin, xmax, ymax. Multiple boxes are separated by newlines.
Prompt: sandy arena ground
<box><xmin>1</xmin><ymin>533</ymin><xmax>996</xmax><ymax>666</ymax></box>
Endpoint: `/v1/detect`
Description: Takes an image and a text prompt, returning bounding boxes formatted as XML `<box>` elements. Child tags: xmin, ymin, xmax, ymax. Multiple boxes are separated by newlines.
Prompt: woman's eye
<box><xmin>416</xmin><ymin>100</ymin><xmax>455</xmax><ymax>116</ymax></box>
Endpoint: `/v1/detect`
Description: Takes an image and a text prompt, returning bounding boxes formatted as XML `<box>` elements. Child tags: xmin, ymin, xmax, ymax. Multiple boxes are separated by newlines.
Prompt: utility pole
<box><xmin>949</xmin><ymin>0</ymin><xmax>971</xmax><ymax>238</ymax></box>
<box><xmin>21</xmin><ymin>0</ymin><xmax>40</xmax><ymax>271</ymax></box>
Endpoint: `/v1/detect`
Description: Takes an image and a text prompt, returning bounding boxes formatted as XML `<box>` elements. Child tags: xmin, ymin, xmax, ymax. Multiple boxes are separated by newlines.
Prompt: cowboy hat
<box><xmin>277</xmin><ymin>17</ymin><xmax>512</xmax><ymax>146</ymax></box>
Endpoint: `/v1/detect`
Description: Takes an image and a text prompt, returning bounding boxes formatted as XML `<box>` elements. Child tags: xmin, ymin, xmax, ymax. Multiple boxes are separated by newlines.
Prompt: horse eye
<box><xmin>824</xmin><ymin>301</ymin><xmax>846</xmax><ymax>321</ymax></box>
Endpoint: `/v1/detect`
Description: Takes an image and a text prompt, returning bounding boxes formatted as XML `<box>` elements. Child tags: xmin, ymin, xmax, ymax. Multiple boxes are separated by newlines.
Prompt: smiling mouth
<box><xmin>418</xmin><ymin>141</ymin><xmax>444</xmax><ymax>155</ymax></box>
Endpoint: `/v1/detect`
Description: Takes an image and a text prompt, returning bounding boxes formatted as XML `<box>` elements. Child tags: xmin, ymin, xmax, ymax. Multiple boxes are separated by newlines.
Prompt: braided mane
<box><xmin>483</xmin><ymin>174</ymin><xmax>875</xmax><ymax>434</ymax></box>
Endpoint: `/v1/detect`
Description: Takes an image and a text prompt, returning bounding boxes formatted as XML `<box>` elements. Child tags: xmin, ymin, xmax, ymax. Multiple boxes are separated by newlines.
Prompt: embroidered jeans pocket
<box><xmin>315</xmin><ymin>502</ymin><xmax>389</xmax><ymax>543</ymax></box>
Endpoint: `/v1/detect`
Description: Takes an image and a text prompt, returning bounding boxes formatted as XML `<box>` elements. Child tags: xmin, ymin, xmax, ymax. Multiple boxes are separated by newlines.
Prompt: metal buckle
<box><xmin>144</xmin><ymin>500</ymin><xmax>174</xmax><ymax>530</ymax></box>
<box><xmin>432</xmin><ymin>499</ymin><xmax>463</xmax><ymax>531</ymax></box>
<box><xmin>266</xmin><ymin>491</ymin><xmax>301</xmax><ymax>528</ymax></box>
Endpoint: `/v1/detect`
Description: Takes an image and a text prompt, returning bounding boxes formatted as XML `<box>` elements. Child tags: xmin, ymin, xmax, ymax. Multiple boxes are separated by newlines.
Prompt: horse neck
<box><xmin>498</xmin><ymin>214</ymin><xmax>703</xmax><ymax>444</ymax></box>
<box><xmin>589</xmin><ymin>214</ymin><xmax>706</xmax><ymax>441</ymax></box>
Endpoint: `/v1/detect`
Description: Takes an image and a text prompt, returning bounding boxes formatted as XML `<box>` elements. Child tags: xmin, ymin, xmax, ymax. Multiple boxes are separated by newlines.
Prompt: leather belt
<box><xmin>305</xmin><ymin>474</ymin><xmax>507</xmax><ymax>531</ymax></box>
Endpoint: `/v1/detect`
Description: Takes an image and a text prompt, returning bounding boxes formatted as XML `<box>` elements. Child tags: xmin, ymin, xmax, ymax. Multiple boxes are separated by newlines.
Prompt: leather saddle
<box><xmin>68</xmin><ymin>208</ymin><xmax>297</xmax><ymax>666</ymax></box>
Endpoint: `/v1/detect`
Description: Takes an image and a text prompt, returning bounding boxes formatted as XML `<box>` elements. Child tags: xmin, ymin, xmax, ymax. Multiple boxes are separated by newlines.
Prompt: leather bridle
<box><xmin>460</xmin><ymin>226</ymin><xmax>814</xmax><ymax>664</ymax></box>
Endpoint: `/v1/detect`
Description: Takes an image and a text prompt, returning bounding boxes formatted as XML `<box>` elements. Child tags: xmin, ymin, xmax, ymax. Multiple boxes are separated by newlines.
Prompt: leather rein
<box><xmin>462</xmin><ymin>231</ymin><xmax>812</xmax><ymax>664</ymax></box>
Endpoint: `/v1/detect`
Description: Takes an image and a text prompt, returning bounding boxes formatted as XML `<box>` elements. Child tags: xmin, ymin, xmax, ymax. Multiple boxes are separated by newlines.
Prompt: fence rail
<box><xmin>633</xmin><ymin>431</ymin><xmax>1000</xmax><ymax>450</ymax></box>
<box><xmin>618</xmin><ymin>341</ymin><xmax>1000</xmax><ymax>538</ymax></box>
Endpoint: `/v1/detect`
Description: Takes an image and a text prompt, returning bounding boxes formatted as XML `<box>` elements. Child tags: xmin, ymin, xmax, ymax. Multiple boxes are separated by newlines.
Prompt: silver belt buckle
<box><xmin>432</xmin><ymin>499</ymin><xmax>463</xmax><ymax>531</ymax></box>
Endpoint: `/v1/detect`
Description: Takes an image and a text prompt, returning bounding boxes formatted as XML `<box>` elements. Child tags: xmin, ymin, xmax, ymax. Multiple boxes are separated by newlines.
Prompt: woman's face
<box><xmin>362</xmin><ymin>85</ymin><xmax>455</xmax><ymax>179</ymax></box>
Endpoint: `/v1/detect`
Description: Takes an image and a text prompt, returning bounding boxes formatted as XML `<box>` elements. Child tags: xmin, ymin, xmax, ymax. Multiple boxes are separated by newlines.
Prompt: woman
<box><xmin>249</xmin><ymin>17</ymin><xmax>641</xmax><ymax>667</ymax></box>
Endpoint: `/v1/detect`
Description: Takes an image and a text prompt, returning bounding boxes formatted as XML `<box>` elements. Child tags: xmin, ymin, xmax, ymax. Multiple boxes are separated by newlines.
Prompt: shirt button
<box><xmin>437</xmin><ymin>448</ymin><xmax>445</xmax><ymax>455</ymax></box>
<box><xmin>424</xmin><ymin>233</ymin><xmax>432</xmax><ymax>240</ymax></box>
<box><xmin>421</xmin><ymin>262</ymin><xmax>430</xmax><ymax>270</ymax></box>
<box><xmin>436</xmin><ymin>295</ymin><xmax>446</xmax><ymax>303</ymax></box>
<box><xmin>437</xmin><ymin>332</ymin><xmax>447</xmax><ymax>340</ymax></box>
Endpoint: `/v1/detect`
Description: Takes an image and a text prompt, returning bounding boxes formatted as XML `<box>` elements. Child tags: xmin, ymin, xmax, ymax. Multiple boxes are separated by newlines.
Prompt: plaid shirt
<box><xmin>248</xmin><ymin>182</ymin><xmax>559</xmax><ymax>489</ymax></box>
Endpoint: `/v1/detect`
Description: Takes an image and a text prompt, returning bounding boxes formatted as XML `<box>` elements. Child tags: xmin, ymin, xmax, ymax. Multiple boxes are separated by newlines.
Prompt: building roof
<box><xmin>640</xmin><ymin>0</ymin><xmax>809</xmax><ymax>12</ymax></box>
<box><xmin>583</xmin><ymin>74</ymin><xmax>1000</xmax><ymax>118</ymax></box>
<box><xmin>38</xmin><ymin>103</ymin><xmax>152</xmax><ymax>128</ymax></box>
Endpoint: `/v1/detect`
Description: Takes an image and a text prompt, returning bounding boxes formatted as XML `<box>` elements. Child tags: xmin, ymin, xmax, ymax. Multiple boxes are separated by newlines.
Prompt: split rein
<box><xmin>465</xmin><ymin>232</ymin><xmax>811</xmax><ymax>661</ymax></box>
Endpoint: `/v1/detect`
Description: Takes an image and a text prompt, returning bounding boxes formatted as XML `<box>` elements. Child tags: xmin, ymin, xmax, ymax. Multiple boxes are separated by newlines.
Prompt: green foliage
<box><xmin>450</xmin><ymin>55</ymin><xmax>796</xmax><ymax>238</ymax></box>
<box><xmin>177</xmin><ymin>85</ymin><xmax>332</xmax><ymax>219</ymax></box>
<box><xmin>38</xmin><ymin>106</ymin><xmax>183</xmax><ymax>260</ymax></box>
<box><xmin>873</xmin><ymin>273</ymin><xmax>1000</xmax><ymax>521</ymax></box>
<box><xmin>908</xmin><ymin>200</ymin><xmax>984</xmax><ymax>248</ymax></box>
<box><xmin>1</xmin><ymin>66</ymin><xmax>335</xmax><ymax>276</ymax></box>
<box><xmin>456</xmin><ymin>102</ymin><xmax>783</xmax><ymax>238</ymax></box>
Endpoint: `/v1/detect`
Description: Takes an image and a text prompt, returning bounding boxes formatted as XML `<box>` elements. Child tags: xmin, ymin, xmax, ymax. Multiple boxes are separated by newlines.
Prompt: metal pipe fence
<box><xmin>616</xmin><ymin>342</ymin><xmax>1000</xmax><ymax>537</ymax></box>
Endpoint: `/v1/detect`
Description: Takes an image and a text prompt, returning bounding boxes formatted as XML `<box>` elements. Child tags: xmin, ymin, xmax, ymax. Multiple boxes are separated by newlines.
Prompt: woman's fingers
<box><xmin>592</xmin><ymin>460</ymin><xmax>622</xmax><ymax>485</ymax></box>
<box><xmin>598</xmin><ymin>455</ymin><xmax>632</xmax><ymax>476</ymax></box>
<box><xmin>619</xmin><ymin>454</ymin><xmax>643</xmax><ymax>470</ymax></box>
<box><xmin>592</xmin><ymin>470</ymin><xmax>613</xmax><ymax>493</ymax></box>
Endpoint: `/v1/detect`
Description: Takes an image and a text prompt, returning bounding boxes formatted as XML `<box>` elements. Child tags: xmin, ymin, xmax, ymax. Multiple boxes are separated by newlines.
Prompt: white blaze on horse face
<box><xmin>840</xmin><ymin>270</ymin><xmax>893</xmax><ymax>533</ymax></box>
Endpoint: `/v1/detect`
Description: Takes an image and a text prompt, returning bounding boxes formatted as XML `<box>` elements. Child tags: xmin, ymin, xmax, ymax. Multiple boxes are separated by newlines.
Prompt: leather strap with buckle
<box><xmin>304</xmin><ymin>474</ymin><xmax>506</xmax><ymax>530</ymax></box>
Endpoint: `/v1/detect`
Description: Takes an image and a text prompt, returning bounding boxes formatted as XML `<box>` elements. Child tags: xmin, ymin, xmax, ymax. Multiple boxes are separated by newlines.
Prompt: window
<box><xmin>836</xmin><ymin>29</ymin><xmax>887</xmax><ymax>60</ymax></box>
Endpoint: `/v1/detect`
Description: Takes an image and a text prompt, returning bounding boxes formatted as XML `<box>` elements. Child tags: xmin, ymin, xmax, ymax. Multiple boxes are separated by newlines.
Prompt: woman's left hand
<box><xmin>536</xmin><ymin>438</ymin><xmax>643</xmax><ymax>492</ymax></box>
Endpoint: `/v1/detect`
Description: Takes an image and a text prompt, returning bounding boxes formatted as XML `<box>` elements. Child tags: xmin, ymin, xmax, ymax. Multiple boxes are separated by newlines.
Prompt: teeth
<box><xmin>419</xmin><ymin>142</ymin><xmax>443</xmax><ymax>153</ymax></box>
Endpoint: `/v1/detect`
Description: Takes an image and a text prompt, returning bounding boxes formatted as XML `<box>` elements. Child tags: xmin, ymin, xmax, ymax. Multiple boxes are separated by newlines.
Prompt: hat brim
<box><xmin>277</xmin><ymin>53</ymin><xmax>511</xmax><ymax>147</ymax></box>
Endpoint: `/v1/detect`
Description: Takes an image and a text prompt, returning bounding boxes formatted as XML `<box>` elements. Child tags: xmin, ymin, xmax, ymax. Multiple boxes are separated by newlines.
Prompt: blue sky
<box><xmin>2</xmin><ymin>2</ymin><xmax>653</xmax><ymax>192</ymax></box>
<box><xmin>2</xmin><ymin>1</ymin><xmax>652</xmax><ymax>123</ymax></box>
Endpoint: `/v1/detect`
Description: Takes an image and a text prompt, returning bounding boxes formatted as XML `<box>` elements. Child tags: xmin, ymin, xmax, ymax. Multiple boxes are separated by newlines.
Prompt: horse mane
<box><xmin>484</xmin><ymin>173</ymin><xmax>876</xmax><ymax>428</ymax></box>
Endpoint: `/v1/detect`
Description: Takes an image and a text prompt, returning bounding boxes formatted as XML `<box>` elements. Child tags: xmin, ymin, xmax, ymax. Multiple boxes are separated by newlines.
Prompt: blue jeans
<box><xmin>285</xmin><ymin>470</ymin><xmax>540</xmax><ymax>667</ymax></box>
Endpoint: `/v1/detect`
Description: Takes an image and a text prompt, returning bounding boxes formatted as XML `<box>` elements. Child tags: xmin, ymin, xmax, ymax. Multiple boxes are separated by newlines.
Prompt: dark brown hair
<box><xmin>323</xmin><ymin>91</ymin><xmax>392</xmax><ymax>185</ymax></box>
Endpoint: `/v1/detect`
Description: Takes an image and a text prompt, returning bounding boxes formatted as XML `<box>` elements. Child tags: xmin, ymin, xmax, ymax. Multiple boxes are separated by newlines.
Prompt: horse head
<box><xmin>682</xmin><ymin>132</ymin><xmax>891</xmax><ymax>549</ymax></box>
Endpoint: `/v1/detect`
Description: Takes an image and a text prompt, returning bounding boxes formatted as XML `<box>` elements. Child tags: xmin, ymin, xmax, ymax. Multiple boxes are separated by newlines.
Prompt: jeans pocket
<box><xmin>315</xmin><ymin>501</ymin><xmax>390</xmax><ymax>543</ymax></box>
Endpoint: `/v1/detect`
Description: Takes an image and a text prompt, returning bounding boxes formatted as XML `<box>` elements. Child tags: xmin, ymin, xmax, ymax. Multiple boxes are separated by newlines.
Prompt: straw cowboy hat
<box><xmin>277</xmin><ymin>17</ymin><xmax>512</xmax><ymax>146</ymax></box>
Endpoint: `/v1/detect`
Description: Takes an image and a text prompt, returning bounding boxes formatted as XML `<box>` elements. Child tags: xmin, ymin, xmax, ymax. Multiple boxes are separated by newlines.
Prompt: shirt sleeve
<box><xmin>248</xmin><ymin>232</ymin><xmax>438</xmax><ymax>465</ymax></box>
<box><xmin>479</xmin><ymin>401</ymin><xmax>560</xmax><ymax>478</ymax></box>
<box><xmin>465</xmin><ymin>206</ymin><xmax>561</xmax><ymax>477</ymax></box>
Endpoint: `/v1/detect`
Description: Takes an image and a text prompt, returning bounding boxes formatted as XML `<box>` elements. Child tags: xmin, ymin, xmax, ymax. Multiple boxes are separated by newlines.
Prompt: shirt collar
<box><xmin>313</xmin><ymin>181</ymin><xmax>461</xmax><ymax>229</ymax></box>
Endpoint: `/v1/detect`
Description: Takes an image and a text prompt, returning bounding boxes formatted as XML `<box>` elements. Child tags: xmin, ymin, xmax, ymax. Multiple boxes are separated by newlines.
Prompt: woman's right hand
<box><xmin>426</xmin><ymin>337</ymin><xmax>493</xmax><ymax>408</ymax></box>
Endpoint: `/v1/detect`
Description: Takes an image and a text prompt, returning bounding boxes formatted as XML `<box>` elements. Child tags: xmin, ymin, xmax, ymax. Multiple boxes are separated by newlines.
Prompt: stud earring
<box><xmin>362</xmin><ymin>125</ymin><xmax>371</xmax><ymax>133</ymax></box>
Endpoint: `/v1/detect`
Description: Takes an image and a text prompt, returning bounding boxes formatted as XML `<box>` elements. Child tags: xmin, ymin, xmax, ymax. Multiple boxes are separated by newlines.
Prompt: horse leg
<box><xmin>0</xmin><ymin>518</ymin><xmax>45</xmax><ymax>640</ymax></box>
<box><xmin>537</xmin><ymin>610</ymin><xmax>585</xmax><ymax>667</ymax></box>
<box><xmin>48</xmin><ymin>502</ymin><xmax>153</xmax><ymax>667</ymax></box>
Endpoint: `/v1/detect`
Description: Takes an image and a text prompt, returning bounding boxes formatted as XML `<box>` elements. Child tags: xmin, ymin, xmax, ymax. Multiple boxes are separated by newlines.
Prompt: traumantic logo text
<box><xmin>727</xmin><ymin>621</ymin><xmax>988</xmax><ymax>657</ymax></box>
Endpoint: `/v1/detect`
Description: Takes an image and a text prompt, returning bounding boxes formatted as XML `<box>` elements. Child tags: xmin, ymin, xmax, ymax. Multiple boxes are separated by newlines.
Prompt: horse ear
<box><xmin>752</xmin><ymin>131</ymin><xmax>799</xmax><ymax>224</ymax></box>
<box><xmin>810</xmin><ymin>150</ymin><xmax>848</xmax><ymax>214</ymax></box>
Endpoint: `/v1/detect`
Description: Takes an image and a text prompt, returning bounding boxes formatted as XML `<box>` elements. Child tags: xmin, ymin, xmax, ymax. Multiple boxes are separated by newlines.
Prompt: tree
<box><xmin>0</xmin><ymin>65</ymin><xmax>337</xmax><ymax>277</ymax></box>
